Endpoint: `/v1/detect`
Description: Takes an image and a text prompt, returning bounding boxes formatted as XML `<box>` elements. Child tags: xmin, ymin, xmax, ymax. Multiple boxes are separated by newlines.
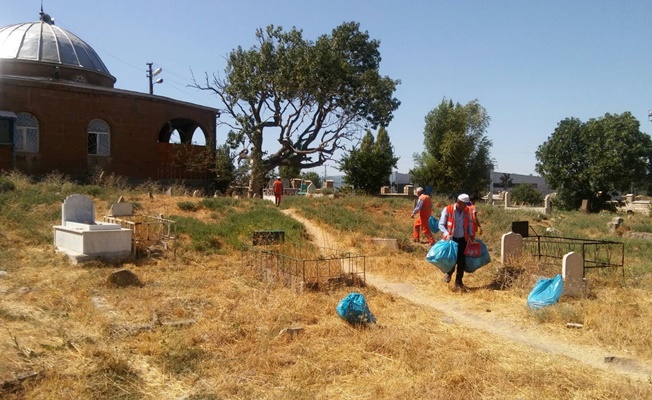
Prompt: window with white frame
<box><xmin>15</xmin><ymin>112</ymin><xmax>39</xmax><ymax>152</ymax></box>
<box><xmin>87</xmin><ymin>119</ymin><xmax>110</xmax><ymax>156</ymax></box>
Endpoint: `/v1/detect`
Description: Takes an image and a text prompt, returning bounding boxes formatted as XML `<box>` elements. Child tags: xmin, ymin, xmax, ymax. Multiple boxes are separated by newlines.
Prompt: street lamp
<box><xmin>146</xmin><ymin>62</ymin><xmax>163</xmax><ymax>94</ymax></box>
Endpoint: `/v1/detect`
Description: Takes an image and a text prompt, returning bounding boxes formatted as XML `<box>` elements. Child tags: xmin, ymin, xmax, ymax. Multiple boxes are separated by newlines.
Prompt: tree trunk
<box><xmin>247</xmin><ymin>131</ymin><xmax>265</xmax><ymax>198</ymax></box>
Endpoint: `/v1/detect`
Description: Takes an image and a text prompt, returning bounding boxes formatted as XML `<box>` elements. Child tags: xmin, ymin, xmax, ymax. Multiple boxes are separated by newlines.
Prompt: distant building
<box><xmin>490</xmin><ymin>171</ymin><xmax>551</xmax><ymax>195</ymax></box>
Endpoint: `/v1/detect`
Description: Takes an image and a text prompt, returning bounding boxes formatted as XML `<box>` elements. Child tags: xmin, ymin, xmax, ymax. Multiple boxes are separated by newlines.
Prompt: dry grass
<box><xmin>1</xmin><ymin>187</ymin><xmax>652</xmax><ymax>399</ymax></box>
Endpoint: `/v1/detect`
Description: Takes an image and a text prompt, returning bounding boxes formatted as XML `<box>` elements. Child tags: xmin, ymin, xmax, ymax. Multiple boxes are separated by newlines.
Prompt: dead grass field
<box><xmin>1</xmin><ymin>189</ymin><xmax>652</xmax><ymax>399</ymax></box>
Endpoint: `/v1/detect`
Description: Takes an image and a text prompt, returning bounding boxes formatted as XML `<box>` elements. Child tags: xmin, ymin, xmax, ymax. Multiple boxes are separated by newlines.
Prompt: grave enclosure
<box><xmin>53</xmin><ymin>194</ymin><xmax>132</xmax><ymax>264</ymax></box>
<box><xmin>243</xmin><ymin>231</ymin><xmax>366</xmax><ymax>292</ymax></box>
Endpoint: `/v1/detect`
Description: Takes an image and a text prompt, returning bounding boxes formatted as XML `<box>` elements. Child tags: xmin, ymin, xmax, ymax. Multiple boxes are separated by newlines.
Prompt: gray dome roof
<box><xmin>0</xmin><ymin>15</ymin><xmax>112</xmax><ymax>77</ymax></box>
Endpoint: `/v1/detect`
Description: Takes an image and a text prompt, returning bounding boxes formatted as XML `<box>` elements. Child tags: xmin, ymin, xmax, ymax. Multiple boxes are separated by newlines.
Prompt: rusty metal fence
<box><xmin>515</xmin><ymin>222</ymin><xmax>624</xmax><ymax>276</ymax></box>
<box><xmin>242</xmin><ymin>246</ymin><xmax>366</xmax><ymax>292</ymax></box>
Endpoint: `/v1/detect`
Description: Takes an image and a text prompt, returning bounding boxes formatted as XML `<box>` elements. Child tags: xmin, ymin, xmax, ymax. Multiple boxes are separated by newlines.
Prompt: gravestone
<box><xmin>486</xmin><ymin>191</ymin><xmax>494</xmax><ymax>205</ymax></box>
<box><xmin>404</xmin><ymin>185</ymin><xmax>414</xmax><ymax>196</ymax></box>
<box><xmin>511</xmin><ymin>221</ymin><xmax>529</xmax><ymax>238</ymax></box>
<box><xmin>501</xmin><ymin>232</ymin><xmax>522</xmax><ymax>266</ymax></box>
<box><xmin>562</xmin><ymin>252</ymin><xmax>587</xmax><ymax>297</ymax></box>
<box><xmin>108</xmin><ymin>199</ymin><xmax>133</xmax><ymax>217</ymax></box>
<box><xmin>504</xmin><ymin>191</ymin><xmax>512</xmax><ymax>208</ymax></box>
<box><xmin>61</xmin><ymin>194</ymin><xmax>95</xmax><ymax>225</ymax></box>
<box><xmin>324</xmin><ymin>180</ymin><xmax>334</xmax><ymax>189</ymax></box>
<box><xmin>306</xmin><ymin>182</ymin><xmax>316</xmax><ymax>194</ymax></box>
<box><xmin>544</xmin><ymin>193</ymin><xmax>553</xmax><ymax>215</ymax></box>
<box><xmin>580</xmin><ymin>199</ymin><xmax>589</xmax><ymax>213</ymax></box>
<box><xmin>607</xmin><ymin>216</ymin><xmax>624</xmax><ymax>233</ymax></box>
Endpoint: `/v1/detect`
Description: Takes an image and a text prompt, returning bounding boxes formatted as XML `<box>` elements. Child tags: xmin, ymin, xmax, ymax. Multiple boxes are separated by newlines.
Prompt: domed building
<box><xmin>0</xmin><ymin>9</ymin><xmax>217</xmax><ymax>183</ymax></box>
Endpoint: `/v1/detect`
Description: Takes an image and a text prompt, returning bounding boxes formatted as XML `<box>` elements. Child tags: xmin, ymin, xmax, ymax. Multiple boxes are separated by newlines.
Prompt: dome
<box><xmin>0</xmin><ymin>11</ymin><xmax>115</xmax><ymax>83</ymax></box>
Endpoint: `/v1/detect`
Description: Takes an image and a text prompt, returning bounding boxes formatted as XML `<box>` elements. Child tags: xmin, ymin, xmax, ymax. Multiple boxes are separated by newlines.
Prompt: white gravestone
<box><xmin>54</xmin><ymin>195</ymin><xmax>132</xmax><ymax>264</ymax></box>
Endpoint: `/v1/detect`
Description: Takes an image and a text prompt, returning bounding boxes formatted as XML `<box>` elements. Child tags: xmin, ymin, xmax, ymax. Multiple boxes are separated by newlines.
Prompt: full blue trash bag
<box><xmin>336</xmin><ymin>293</ymin><xmax>376</xmax><ymax>324</ymax></box>
<box><xmin>426</xmin><ymin>240</ymin><xmax>458</xmax><ymax>273</ymax></box>
<box><xmin>464</xmin><ymin>239</ymin><xmax>491</xmax><ymax>273</ymax></box>
<box><xmin>527</xmin><ymin>274</ymin><xmax>564</xmax><ymax>309</ymax></box>
<box><xmin>428</xmin><ymin>215</ymin><xmax>440</xmax><ymax>234</ymax></box>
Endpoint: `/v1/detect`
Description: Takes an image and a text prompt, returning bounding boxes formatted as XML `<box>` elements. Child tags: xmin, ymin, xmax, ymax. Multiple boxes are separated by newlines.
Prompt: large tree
<box><xmin>339</xmin><ymin>127</ymin><xmax>399</xmax><ymax>194</ymax></box>
<box><xmin>193</xmin><ymin>22</ymin><xmax>400</xmax><ymax>197</ymax></box>
<box><xmin>410</xmin><ymin>99</ymin><xmax>494</xmax><ymax>197</ymax></box>
<box><xmin>535</xmin><ymin>112</ymin><xmax>652</xmax><ymax>211</ymax></box>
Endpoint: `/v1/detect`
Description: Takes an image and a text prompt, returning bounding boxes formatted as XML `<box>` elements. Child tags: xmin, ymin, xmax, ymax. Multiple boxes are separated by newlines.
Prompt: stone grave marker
<box><xmin>562</xmin><ymin>252</ymin><xmax>586</xmax><ymax>297</ymax></box>
<box><xmin>61</xmin><ymin>194</ymin><xmax>95</xmax><ymax>225</ymax></box>
<box><xmin>501</xmin><ymin>231</ymin><xmax>522</xmax><ymax>266</ymax></box>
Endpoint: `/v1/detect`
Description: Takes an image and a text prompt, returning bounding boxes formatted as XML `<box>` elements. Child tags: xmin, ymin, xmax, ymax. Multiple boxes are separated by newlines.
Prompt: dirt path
<box><xmin>283</xmin><ymin>209</ymin><xmax>652</xmax><ymax>382</ymax></box>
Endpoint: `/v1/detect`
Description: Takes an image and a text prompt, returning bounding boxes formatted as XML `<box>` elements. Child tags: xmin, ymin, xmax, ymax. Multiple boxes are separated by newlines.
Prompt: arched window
<box><xmin>88</xmin><ymin>119</ymin><xmax>110</xmax><ymax>156</ymax></box>
<box><xmin>15</xmin><ymin>112</ymin><xmax>39</xmax><ymax>153</ymax></box>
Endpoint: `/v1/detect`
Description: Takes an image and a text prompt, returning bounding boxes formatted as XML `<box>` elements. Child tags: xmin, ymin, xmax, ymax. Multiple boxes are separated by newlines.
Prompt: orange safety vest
<box><xmin>468</xmin><ymin>204</ymin><xmax>479</xmax><ymax>234</ymax></box>
<box><xmin>273</xmin><ymin>180</ymin><xmax>283</xmax><ymax>195</ymax></box>
<box><xmin>444</xmin><ymin>204</ymin><xmax>470</xmax><ymax>239</ymax></box>
<box><xmin>417</xmin><ymin>194</ymin><xmax>432</xmax><ymax>218</ymax></box>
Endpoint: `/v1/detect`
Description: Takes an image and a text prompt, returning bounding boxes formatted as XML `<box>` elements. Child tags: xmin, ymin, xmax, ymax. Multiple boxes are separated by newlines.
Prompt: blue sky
<box><xmin>3</xmin><ymin>1</ymin><xmax>652</xmax><ymax>177</ymax></box>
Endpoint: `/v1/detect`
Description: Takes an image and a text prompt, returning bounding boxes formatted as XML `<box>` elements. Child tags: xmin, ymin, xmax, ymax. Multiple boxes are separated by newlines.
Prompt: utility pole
<box><xmin>146</xmin><ymin>62</ymin><xmax>163</xmax><ymax>95</ymax></box>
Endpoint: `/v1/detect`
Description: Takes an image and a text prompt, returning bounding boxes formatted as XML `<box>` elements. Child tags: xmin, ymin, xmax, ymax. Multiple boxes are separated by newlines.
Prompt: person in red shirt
<box><xmin>411</xmin><ymin>187</ymin><xmax>435</xmax><ymax>246</ymax></box>
<box><xmin>273</xmin><ymin>176</ymin><xmax>284</xmax><ymax>207</ymax></box>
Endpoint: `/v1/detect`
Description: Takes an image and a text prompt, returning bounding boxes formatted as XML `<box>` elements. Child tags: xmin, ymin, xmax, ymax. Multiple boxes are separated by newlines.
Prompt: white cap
<box><xmin>457</xmin><ymin>193</ymin><xmax>471</xmax><ymax>205</ymax></box>
<box><xmin>416</xmin><ymin>187</ymin><xmax>424</xmax><ymax>194</ymax></box>
<box><xmin>277</xmin><ymin>176</ymin><xmax>281</xmax><ymax>179</ymax></box>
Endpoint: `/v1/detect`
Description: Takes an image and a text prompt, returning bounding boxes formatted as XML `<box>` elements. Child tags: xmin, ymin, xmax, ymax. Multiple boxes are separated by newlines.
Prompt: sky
<box><xmin>3</xmin><ymin>0</ymin><xmax>652</xmax><ymax>177</ymax></box>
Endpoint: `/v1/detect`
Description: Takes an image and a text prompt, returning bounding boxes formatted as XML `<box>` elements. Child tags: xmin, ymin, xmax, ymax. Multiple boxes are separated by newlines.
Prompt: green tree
<box><xmin>339</xmin><ymin>127</ymin><xmax>399</xmax><ymax>194</ymax></box>
<box><xmin>510</xmin><ymin>184</ymin><xmax>543</xmax><ymax>206</ymax></box>
<box><xmin>500</xmin><ymin>173</ymin><xmax>513</xmax><ymax>191</ymax></box>
<box><xmin>214</xmin><ymin>144</ymin><xmax>235</xmax><ymax>193</ymax></box>
<box><xmin>535</xmin><ymin>112</ymin><xmax>652</xmax><ymax>211</ymax></box>
<box><xmin>410</xmin><ymin>98</ymin><xmax>494</xmax><ymax>197</ymax></box>
<box><xmin>300</xmin><ymin>171</ymin><xmax>322</xmax><ymax>188</ymax></box>
<box><xmin>278</xmin><ymin>161</ymin><xmax>301</xmax><ymax>181</ymax></box>
<box><xmin>193</xmin><ymin>22</ymin><xmax>400</xmax><ymax>197</ymax></box>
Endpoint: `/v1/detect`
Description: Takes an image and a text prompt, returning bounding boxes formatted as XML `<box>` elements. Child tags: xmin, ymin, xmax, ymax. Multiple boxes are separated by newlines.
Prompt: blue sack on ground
<box><xmin>464</xmin><ymin>239</ymin><xmax>491</xmax><ymax>273</ymax></box>
<box><xmin>336</xmin><ymin>293</ymin><xmax>376</xmax><ymax>324</ymax></box>
<box><xmin>527</xmin><ymin>274</ymin><xmax>564</xmax><ymax>309</ymax></box>
<box><xmin>428</xmin><ymin>215</ymin><xmax>440</xmax><ymax>234</ymax></box>
<box><xmin>426</xmin><ymin>240</ymin><xmax>458</xmax><ymax>273</ymax></box>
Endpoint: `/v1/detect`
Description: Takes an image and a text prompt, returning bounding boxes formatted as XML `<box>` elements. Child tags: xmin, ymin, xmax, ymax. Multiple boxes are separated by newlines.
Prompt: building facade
<box><xmin>0</xmin><ymin>10</ymin><xmax>218</xmax><ymax>183</ymax></box>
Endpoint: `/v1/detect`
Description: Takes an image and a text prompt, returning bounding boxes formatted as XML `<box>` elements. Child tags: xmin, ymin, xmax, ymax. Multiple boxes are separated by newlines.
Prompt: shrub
<box><xmin>511</xmin><ymin>184</ymin><xmax>543</xmax><ymax>206</ymax></box>
<box><xmin>177</xmin><ymin>201</ymin><xmax>200</xmax><ymax>212</ymax></box>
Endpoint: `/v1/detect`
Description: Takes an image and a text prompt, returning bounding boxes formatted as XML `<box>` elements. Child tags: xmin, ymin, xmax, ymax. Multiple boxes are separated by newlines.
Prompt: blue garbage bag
<box><xmin>464</xmin><ymin>239</ymin><xmax>491</xmax><ymax>273</ymax></box>
<box><xmin>428</xmin><ymin>215</ymin><xmax>440</xmax><ymax>234</ymax></box>
<box><xmin>336</xmin><ymin>293</ymin><xmax>376</xmax><ymax>324</ymax></box>
<box><xmin>527</xmin><ymin>274</ymin><xmax>564</xmax><ymax>309</ymax></box>
<box><xmin>426</xmin><ymin>240</ymin><xmax>458</xmax><ymax>273</ymax></box>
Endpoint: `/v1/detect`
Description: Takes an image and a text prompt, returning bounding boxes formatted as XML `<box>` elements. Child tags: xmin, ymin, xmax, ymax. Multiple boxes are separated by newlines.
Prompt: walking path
<box><xmin>282</xmin><ymin>208</ymin><xmax>652</xmax><ymax>382</ymax></box>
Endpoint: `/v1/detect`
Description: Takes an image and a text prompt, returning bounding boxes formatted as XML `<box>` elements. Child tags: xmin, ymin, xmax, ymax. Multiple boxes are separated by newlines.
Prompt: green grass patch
<box><xmin>172</xmin><ymin>199</ymin><xmax>307</xmax><ymax>252</ymax></box>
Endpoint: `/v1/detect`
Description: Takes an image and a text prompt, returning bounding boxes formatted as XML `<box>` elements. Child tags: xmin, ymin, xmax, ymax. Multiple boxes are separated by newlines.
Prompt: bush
<box><xmin>511</xmin><ymin>184</ymin><xmax>543</xmax><ymax>206</ymax></box>
<box><xmin>177</xmin><ymin>201</ymin><xmax>200</xmax><ymax>212</ymax></box>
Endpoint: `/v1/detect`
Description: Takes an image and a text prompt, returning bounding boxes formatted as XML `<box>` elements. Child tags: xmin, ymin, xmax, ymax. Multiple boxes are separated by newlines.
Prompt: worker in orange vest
<box><xmin>273</xmin><ymin>176</ymin><xmax>284</xmax><ymax>207</ymax></box>
<box><xmin>438</xmin><ymin>193</ymin><xmax>475</xmax><ymax>291</ymax></box>
<box><xmin>411</xmin><ymin>187</ymin><xmax>435</xmax><ymax>246</ymax></box>
<box><xmin>467</xmin><ymin>197</ymin><xmax>482</xmax><ymax>236</ymax></box>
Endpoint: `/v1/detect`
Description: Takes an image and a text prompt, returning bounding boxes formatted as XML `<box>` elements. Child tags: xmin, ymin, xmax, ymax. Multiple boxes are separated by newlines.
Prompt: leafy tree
<box><xmin>535</xmin><ymin>112</ymin><xmax>652</xmax><ymax>211</ymax></box>
<box><xmin>300</xmin><ymin>171</ymin><xmax>322</xmax><ymax>188</ymax></box>
<box><xmin>214</xmin><ymin>144</ymin><xmax>235</xmax><ymax>193</ymax></box>
<box><xmin>339</xmin><ymin>127</ymin><xmax>399</xmax><ymax>194</ymax></box>
<box><xmin>410</xmin><ymin>99</ymin><xmax>494</xmax><ymax>197</ymax></box>
<box><xmin>500</xmin><ymin>173</ymin><xmax>513</xmax><ymax>191</ymax></box>
<box><xmin>279</xmin><ymin>162</ymin><xmax>301</xmax><ymax>181</ymax></box>
<box><xmin>511</xmin><ymin>184</ymin><xmax>543</xmax><ymax>206</ymax></box>
<box><xmin>192</xmin><ymin>22</ymin><xmax>400</xmax><ymax>197</ymax></box>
